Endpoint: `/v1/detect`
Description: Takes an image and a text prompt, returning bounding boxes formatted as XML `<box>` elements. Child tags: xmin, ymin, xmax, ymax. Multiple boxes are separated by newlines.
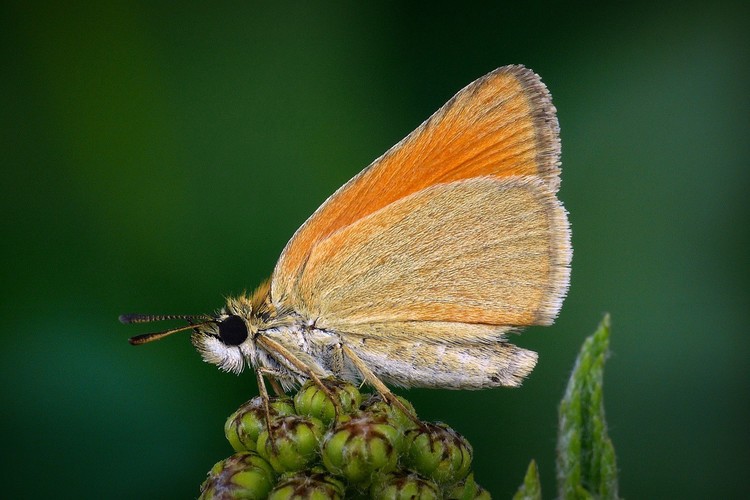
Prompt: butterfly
<box><xmin>122</xmin><ymin>65</ymin><xmax>571</xmax><ymax>410</ymax></box>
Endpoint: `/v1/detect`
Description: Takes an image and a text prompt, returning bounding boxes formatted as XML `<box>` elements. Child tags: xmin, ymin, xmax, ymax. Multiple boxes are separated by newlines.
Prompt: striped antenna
<box><xmin>119</xmin><ymin>313</ymin><xmax>212</xmax><ymax>324</ymax></box>
<box><xmin>120</xmin><ymin>313</ymin><xmax>216</xmax><ymax>345</ymax></box>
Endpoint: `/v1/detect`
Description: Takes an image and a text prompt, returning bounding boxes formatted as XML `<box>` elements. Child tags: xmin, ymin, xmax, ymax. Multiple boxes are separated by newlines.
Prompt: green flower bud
<box><xmin>404</xmin><ymin>422</ymin><xmax>473</xmax><ymax>485</ymax></box>
<box><xmin>447</xmin><ymin>473</ymin><xmax>492</xmax><ymax>500</ymax></box>
<box><xmin>257</xmin><ymin>415</ymin><xmax>325</xmax><ymax>473</ymax></box>
<box><xmin>320</xmin><ymin>413</ymin><xmax>402</xmax><ymax>487</ymax></box>
<box><xmin>359</xmin><ymin>393</ymin><xmax>420</xmax><ymax>432</ymax></box>
<box><xmin>293</xmin><ymin>378</ymin><xmax>362</xmax><ymax>426</ymax></box>
<box><xmin>199</xmin><ymin>451</ymin><xmax>276</xmax><ymax>500</ymax></box>
<box><xmin>370</xmin><ymin>471</ymin><xmax>441</xmax><ymax>499</ymax></box>
<box><xmin>268</xmin><ymin>470</ymin><xmax>346</xmax><ymax>500</ymax></box>
<box><xmin>225</xmin><ymin>396</ymin><xmax>296</xmax><ymax>452</ymax></box>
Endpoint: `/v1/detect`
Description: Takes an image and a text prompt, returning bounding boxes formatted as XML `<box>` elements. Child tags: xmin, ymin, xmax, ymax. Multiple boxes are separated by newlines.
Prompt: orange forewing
<box><xmin>272</xmin><ymin>65</ymin><xmax>560</xmax><ymax>300</ymax></box>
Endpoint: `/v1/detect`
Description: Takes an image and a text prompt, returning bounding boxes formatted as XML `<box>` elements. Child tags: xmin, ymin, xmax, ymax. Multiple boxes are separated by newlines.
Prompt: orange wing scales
<box><xmin>272</xmin><ymin>66</ymin><xmax>561</xmax><ymax>302</ymax></box>
<box><xmin>290</xmin><ymin>177</ymin><xmax>569</xmax><ymax>330</ymax></box>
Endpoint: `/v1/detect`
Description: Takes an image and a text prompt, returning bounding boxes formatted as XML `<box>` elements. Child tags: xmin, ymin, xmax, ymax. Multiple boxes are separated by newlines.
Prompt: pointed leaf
<box><xmin>556</xmin><ymin>314</ymin><xmax>619</xmax><ymax>499</ymax></box>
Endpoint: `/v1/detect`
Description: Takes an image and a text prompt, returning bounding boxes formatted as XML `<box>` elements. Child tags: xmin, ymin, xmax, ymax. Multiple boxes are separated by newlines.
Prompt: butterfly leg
<box><xmin>268</xmin><ymin>376</ymin><xmax>285</xmax><ymax>397</ymax></box>
<box><xmin>254</xmin><ymin>367</ymin><xmax>286</xmax><ymax>452</ymax></box>
<box><xmin>340</xmin><ymin>343</ymin><xmax>422</xmax><ymax>427</ymax></box>
<box><xmin>256</xmin><ymin>335</ymin><xmax>343</xmax><ymax>417</ymax></box>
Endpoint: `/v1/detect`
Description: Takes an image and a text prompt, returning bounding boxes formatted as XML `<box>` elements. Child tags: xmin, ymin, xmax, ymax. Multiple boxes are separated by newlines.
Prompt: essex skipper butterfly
<box><xmin>122</xmin><ymin>65</ymin><xmax>571</xmax><ymax>407</ymax></box>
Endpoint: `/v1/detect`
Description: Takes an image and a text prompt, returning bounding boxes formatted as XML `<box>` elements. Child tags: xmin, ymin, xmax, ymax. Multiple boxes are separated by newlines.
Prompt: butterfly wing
<box><xmin>288</xmin><ymin>176</ymin><xmax>570</xmax><ymax>337</ymax></box>
<box><xmin>271</xmin><ymin>65</ymin><xmax>561</xmax><ymax>303</ymax></box>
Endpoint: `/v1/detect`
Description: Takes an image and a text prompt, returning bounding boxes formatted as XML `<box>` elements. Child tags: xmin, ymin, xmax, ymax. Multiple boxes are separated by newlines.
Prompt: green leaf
<box><xmin>556</xmin><ymin>314</ymin><xmax>619</xmax><ymax>500</ymax></box>
<box><xmin>513</xmin><ymin>459</ymin><xmax>542</xmax><ymax>500</ymax></box>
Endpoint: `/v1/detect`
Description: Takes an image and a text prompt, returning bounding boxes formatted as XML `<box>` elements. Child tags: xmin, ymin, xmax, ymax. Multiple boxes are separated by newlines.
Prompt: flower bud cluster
<box><xmin>199</xmin><ymin>379</ymin><xmax>491</xmax><ymax>499</ymax></box>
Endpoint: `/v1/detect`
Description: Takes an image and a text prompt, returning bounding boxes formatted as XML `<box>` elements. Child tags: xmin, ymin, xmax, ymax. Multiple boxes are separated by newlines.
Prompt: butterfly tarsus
<box><xmin>256</xmin><ymin>368</ymin><xmax>281</xmax><ymax>454</ymax></box>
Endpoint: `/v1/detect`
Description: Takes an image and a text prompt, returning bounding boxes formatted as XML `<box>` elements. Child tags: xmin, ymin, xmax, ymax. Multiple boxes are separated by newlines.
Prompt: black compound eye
<box><xmin>217</xmin><ymin>315</ymin><xmax>248</xmax><ymax>346</ymax></box>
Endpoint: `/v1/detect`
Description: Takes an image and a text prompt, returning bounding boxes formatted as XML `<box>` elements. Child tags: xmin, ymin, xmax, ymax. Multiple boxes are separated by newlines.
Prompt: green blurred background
<box><xmin>2</xmin><ymin>2</ymin><xmax>748</xmax><ymax>498</ymax></box>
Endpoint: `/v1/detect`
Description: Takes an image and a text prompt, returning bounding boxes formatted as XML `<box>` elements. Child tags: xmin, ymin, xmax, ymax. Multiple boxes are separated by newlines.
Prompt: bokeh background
<box><xmin>2</xmin><ymin>2</ymin><xmax>748</xmax><ymax>498</ymax></box>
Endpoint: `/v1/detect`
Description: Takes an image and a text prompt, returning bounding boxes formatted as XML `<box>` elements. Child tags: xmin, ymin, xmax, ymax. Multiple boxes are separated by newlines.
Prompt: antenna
<box><xmin>127</xmin><ymin>321</ymin><xmax>215</xmax><ymax>345</ymax></box>
<box><xmin>120</xmin><ymin>313</ymin><xmax>216</xmax><ymax>345</ymax></box>
<box><xmin>119</xmin><ymin>313</ymin><xmax>212</xmax><ymax>324</ymax></box>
